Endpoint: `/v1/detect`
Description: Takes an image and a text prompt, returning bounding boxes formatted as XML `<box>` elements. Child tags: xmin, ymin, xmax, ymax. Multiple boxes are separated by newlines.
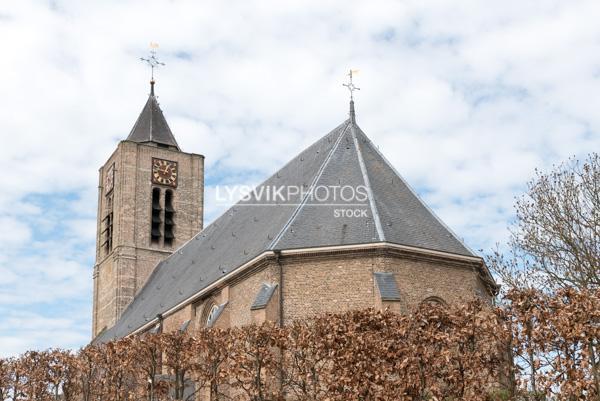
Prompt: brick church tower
<box><xmin>92</xmin><ymin>80</ymin><xmax>204</xmax><ymax>337</ymax></box>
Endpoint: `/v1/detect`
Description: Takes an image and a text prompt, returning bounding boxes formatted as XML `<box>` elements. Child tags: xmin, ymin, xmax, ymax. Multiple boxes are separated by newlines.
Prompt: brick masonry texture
<box><xmin>281</xmin><ymin>253</ymin><xmax>376</xmax><ymax>324</ymax></box>
<box><xmin>92</xmin><ymin>140</ymin><xmax>204</xmax><ymax>337</ymax></box>
<box><xmin>156</xmin><ymin>248</ymin><xmax>490</xmax><ymax>334</ymax></box>
<box><xmin>227</xmin><ymin>263</ymin><xmax>278</xmax><ymax>327</ymax></box>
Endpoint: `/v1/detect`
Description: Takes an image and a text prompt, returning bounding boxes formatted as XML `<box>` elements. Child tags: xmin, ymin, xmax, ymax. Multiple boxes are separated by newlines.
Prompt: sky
<box><xmin>0</xmin><ymin>0</ymin><xmax>599</xmax><ymax>357</ymax></box>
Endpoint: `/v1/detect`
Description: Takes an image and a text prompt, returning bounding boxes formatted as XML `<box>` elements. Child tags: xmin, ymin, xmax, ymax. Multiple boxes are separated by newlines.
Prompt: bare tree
<box><xmin>488</xmin><ymin>152</ymin><xmax>600</xmax><ymax>292</ymax></box>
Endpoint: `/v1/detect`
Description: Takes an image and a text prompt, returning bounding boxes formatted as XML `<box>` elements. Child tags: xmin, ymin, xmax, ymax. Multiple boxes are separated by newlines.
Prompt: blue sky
<box><xmin>1</xmin><ymin>0</ymin><xmax>599</xmax><ymax>356</ymax></box>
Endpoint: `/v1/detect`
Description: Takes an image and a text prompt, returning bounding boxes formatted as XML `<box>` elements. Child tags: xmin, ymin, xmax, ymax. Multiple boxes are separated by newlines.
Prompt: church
<box><xmin>92</xmin><ymin>73</ymin><xmax>497</xmax><ymax>343</ymax></box>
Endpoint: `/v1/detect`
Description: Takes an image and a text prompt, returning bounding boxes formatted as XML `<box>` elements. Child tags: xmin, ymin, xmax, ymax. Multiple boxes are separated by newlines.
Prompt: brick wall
<box><xmin>227</xmin><ymin>264</ymin><xmax>278</xmax><ymax>327</ymax></box>
<box><xmin>380</xmin><ymin>251</ymin><xmax>485</xmax><ymax>311</ymax></box>
<box><xmin>281</xmin><ymin>253</ymin><xmax>376</xmax><ymax>324</ymax></box>
<box><xmin>155</xmin><ymin>246</ymin><xmax>491</xmax><ymax>336</ymax></box>
<box><xmin>280</xmin><ymin>249</ymin><xmax>487</xmax><ymax>324</ymax></box>
<box><xmin>162</xmin><ymin>304</ymin><xmax>194</xmax><ymax>334</ymax></box>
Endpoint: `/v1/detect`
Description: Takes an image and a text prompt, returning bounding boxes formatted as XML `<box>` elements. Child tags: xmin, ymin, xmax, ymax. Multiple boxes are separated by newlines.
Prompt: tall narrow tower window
<box><xmin>164</xmin><ymin>189</ymin><xmax>175</xmax><ymax>246</ymax></box>
<box><xmin>102</xmin><ymin>194</ymin><xmax>114</xmax><ymax>255</ymax></box>
<box><xmin>151</xmin><ymin>187</ymin><xmax>162</xmax><ymax>244</ymax></box>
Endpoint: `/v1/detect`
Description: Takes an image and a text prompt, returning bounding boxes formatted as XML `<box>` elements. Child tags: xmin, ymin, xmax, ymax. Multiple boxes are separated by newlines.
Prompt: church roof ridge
<box><xmin>349</xmin><ymin>122</ymin><xmax>385</xmax><ymax>241</ymax></box>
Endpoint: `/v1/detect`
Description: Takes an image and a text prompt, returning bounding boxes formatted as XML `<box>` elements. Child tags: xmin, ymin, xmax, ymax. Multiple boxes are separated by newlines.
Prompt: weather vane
<box><xmin>342</xmin><ymin>69</ymin><xmax>360</xmax><ymax>101</ymax></box>
<box><xmin>140</xmin><ymin>42</ymin><xmax>165</xmax><ymax>81</ymax></box>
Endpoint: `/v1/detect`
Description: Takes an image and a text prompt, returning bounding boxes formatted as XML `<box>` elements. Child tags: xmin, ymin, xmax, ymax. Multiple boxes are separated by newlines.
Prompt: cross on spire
<box><xmin>140</xmin><ymin>42</ymin><xmax>165</xmax><ymax>94</ymax></box>
<box><xmin>342</xmin><ymin>69</ymin><xmax>360</xmax><ymax>101</ymax></box>
<box><xmin>343</xmin><ymin>69</ymin><xmax>360</xmax><ymax>123</ymax></box>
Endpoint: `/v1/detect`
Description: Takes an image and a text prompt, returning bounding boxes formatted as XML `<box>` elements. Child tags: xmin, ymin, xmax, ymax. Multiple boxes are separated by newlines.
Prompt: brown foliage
<box><xmin>227</xmin><ymin>323</ymin><xmax>283</xmax><ymax>400</ymax></box>
<box><xmin>1</xmin><ymin>290</ymin><xmax>599</xmax><ymax>400</ymax></box>
<box><xmin>506</xmin><ymin>288</ymin><xmax>600</xmax><ymax>400</ymax></box>
<box><xmin>192</xmin><ymin>328</ymin><xmax>232</xmax><ymax>400</ymax></box>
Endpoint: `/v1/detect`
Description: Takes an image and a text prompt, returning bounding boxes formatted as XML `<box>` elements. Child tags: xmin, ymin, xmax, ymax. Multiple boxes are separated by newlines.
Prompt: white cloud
<box><xmin>0</xmin><ymin>217</ymin><xmax>32</xmax><ymax>249</ymax></box>
<box><xmin>0</xmin><ymin>310</ymin><xmax>90</xmax><ymax>357</ymax></box>
<box><xmin>1</xmin><ymin>0</ymin><xmax>599</xmax><ymax>356</ymax></box>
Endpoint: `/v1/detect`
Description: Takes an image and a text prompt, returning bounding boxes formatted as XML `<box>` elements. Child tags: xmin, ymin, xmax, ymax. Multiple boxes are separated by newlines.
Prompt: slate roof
<box><xmin>94</xmin><ymin>103</ymin><xmax>477</xmax><ymax>343</ymax></box>
<box><xmin>126</xmin><ymin>82</ymin><xmax>180</xmax><ymax>149</ymax></box>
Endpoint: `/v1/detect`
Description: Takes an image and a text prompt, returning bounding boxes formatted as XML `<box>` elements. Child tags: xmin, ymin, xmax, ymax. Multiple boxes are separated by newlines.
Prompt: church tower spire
<box><xmin>127</xmin><ymin>46</ymin><xmax>179</xmax><ymax>149</ymax></box>
<box><xmin>127</xmin><ymin>43</ymin><xmax>180</xmax><ymax>150</ymax></box>
<box><xmin>126</xmin><ymin>79</ymin><xmax>180</xmax><ymax>150</ymax></box>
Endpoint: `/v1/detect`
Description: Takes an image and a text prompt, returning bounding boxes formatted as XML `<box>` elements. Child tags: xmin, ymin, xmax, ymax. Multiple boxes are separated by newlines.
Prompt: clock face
<box><xmin>152</xmin><ymin>158</ymin><xmax>178</xmax><ymax>187</ymax></box>
<box><xmin>105</xmin><ymin>164</ymin><xmax>114</xmax><ymax>194</ymax></box>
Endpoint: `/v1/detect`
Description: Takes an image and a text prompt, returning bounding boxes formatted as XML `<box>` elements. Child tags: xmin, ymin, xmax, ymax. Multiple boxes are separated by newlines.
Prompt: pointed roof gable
<box><xmin>94</xmin><ymin>111</ymin><xmax>479</xmax><ymax>343</ymax></box>
<box><xmin>126</xmin><ymin>82</ymin><xmax>180</xmax><ymax>149</ymax></box>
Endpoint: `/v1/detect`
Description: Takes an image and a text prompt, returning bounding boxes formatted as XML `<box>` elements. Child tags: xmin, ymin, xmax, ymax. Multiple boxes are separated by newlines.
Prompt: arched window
<box><xmin>200</xmin><ymin>299</ymin><xmax>224</xmax><ymax>328</ymax></box>
<box><xmin>206</xmin><ymin>304</ymin><xmax>220</xmax><ymax>326</ymax></box>
<box><xmin>151</xmin><ymin>187</ymin><xmax>162</xmax><ymax>244</ymax></box>
<box><xmin>164</xmin><ymin>189</ymin><xmax>175</xmax><ymax>246</ymax></box>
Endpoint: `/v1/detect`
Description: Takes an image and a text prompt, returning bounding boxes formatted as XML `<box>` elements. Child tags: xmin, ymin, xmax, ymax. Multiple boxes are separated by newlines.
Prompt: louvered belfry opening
<box><xmin>101</xmin><ymin>194</ymin><xmax>114</xmax><ymax>255</ymax></box>
<box><xmin>164</xmin><ymin>189</ymin><xmax>175</xmax><ymax>246</ymax></box>
<box><xmin>151</xmin><ymin>187</ymin><xmax>162</xmax><ymax>244</ymax></box>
